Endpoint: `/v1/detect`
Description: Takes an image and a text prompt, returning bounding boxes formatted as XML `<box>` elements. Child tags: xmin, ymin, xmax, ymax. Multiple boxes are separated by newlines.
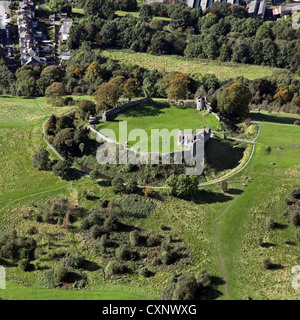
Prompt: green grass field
<box><xmin>1</xmin><ymin>94</ymin><xmax>300</xmax><ymax>300</ymax></box>
<box><xmin>101</xmin><ymin>49</ymin><xmax>288</xmax><ymax>80</ymax></box>
<box><xmin>97</xmin><ymin>103</ymin><xmax>220</xmax><ymax>153</ymax></box>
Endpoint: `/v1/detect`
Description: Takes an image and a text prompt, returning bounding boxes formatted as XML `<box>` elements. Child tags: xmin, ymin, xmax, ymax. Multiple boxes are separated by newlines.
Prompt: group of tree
<box><xmin>66</xmin><ymin>2</ymin><xmax>300</xmax><ymax>73</ymax></box>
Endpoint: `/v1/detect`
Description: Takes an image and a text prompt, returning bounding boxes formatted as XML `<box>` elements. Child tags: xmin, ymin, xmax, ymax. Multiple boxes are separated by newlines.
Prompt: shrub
<box><xmin>27</xmin><ymin>226</ymin><xmax>38</xmax><ymax>235</ymax></box>
<box><xmin>52</xmin><ymin>160</ymin><xmax>73</xmax><ymax>180</ymax></box>
<box><xmin>105</xmin><ymin>261</ymin><xmax>127</xmax><ymax>276</ymax></box>
<box><xmin>266</xmin><ymin>218</ymin><xmax>275</xmax><ymax>230</ymax></box>
<box><xmin>129</xmin><ymin>230</ymin><xmax>142</xmax><ymax>246</ymax></box>
<box><xmin>140</xmin><ymin>267</ymin><xmax>151</xmax><ymax>277</ymax></box>
<box><xmin>115</xmin><ymin>245</ymin><xmax>132</xmax><ymax>261</ymax></box>
<box><xmin>290</xmin><ymin>189</ymin><xmax>300</xmax><ymax>200</ymax></box>
<box><xmin>90</xmin><ymin>225</ymin><xmax>102</xmax><ymax>239</ymax></box>
<box><xmin>263</xmin><ymin>257</ymin><xmax>272</xmax><ymax>269</ymax></box>
<box><xmin>18</xmin><ymin>259</ymin><xmax>31</xmax><ymax>272</ymax></box>
<box><xmin>160</xmin><ymin>250</ymin><xmax>173</xmax><ymax>265</ymax></box>
<box><xmin>62</xmin><ymin>252</ymin><xmax>85</xmax><ymax>269</ymax></box>
<box><xmin>147</xmin><ymin>234</ymin><xmax>161</xmax><ymax>247</ymax></box>
<box><xmin>112</xmin><ymin>177</ymin><xmax>125</xmax><ymax>194</ymax></box>
<box><xmin>290</xmin><ymin>211</ymin><xmax>300</xmax><ymax>227</ymax></box>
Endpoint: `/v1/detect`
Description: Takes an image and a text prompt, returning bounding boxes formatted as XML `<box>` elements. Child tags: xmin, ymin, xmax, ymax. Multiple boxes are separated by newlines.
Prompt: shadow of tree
<box><xmin>108</xmin><ymin>103</ymin><xmax>170</xmax><ymax>121</ymax></box>
<box><xmin>251</xmin><ymin>112</ymin><xmax>300</xmax><ymax>125</ymax></box>
<box><xmin>82</xmin><ymin>260</ymin><xmax>100</xmax><ymax>272</ymax></box>
<box><xmin>194</xmin><ymin>190</ymin><xmax>233</xmax><ymax>204</ymax></box>
<box><xmin>228</xmin><ymin>188</ymin><xmax>244</xmax><ymax>195</ymax></box>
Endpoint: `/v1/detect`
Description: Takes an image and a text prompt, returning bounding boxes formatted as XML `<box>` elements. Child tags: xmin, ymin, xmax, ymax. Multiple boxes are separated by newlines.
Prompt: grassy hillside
<box><xmin>1</xmin><ymin>95</ymin><xmax>300</xmax><ymax>300</ymax></box>
<box><xmin>101</xmin><ymin>50</ymin><xmax>288</xmax><ymax>80</ymax></box>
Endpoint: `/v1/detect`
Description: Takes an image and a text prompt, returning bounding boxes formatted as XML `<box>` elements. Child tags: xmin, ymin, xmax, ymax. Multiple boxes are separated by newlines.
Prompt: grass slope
<box><xmin>1</xmin><ymin>95</ymin><xmax>300</xmax><ymax>300</ymax></box>
<box><xmin>102</xmin><ymin>50</ymin><xmax>288</xmax><ymax>80</ymax></box>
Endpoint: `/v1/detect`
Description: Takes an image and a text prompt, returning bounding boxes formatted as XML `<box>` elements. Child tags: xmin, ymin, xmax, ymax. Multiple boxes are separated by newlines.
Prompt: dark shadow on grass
<box><xmin>205</xmin><ymin>139</ymin><xmax>245</xmax><ymax>171</ymax></box>
<box><xmin>261</xmin><ymin>242</ymin><xmax>276</xmax><ymax>248</ymax></box>
<box><xmin>81</xmin><ymin>260</ymin><xmax>100</xmax><ymax>272</ymax></box>
<box><xmin>227</xmin><ymin>188</ymin><xmax>244</xmax><ymax>195</ymax></box>
<box><xmin>251</xmin><ymin>112</ymin><xmax>300</xmax><ymax>125</ymax></box>
<box><xmin>194</xmin><ymin>190</ymin><xmax>233</xmax><ymax>204</ymax></box>
<box><xmin>211</xmin><ymin>275</ymin><xmax>226</xmax><ymax>286</ymax></box>
<box><xmin>273</xmin><ymin>222</ymin><xmax>288</xmax><ymax>230</ymax></box>
<box><xmin>107</xmin><ymin>103</ymin><xmax>170</xmax><ymax>121</ymax></box>
<box><xmin>269</xmin><ymin>263</ymin><xmax>284</xmax><ymax>270</ymax></box>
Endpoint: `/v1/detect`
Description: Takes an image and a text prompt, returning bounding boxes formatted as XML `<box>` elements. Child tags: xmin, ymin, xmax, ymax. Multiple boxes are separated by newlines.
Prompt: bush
<box><xmin>129</xmin><ymin>230</ymin><xmax>142</xmax><ymax>246</ymax></box>
<box><xmin>105</xmin><ymin>261</ymin><xmax>127</xmax><ymax>276</ymax></box>
<box><xmin>290</xmin><ymin>211</ymin><xmax>300</xmax><ymax>227</ymax></box>
<box><xmin>263</xmin><ymin>257</ymin><xmax>272</xmax><ymax>269</ymax></box>
<box><xmin>52</xmin><ymin>160</ymin><xmax>73</xmax><ymax>180</ymax></box>
<box><xmin>147</xmin><ymin>234</ymin><xmax>161</xmax><ymax>247</ymax></box>
<box><xmin>140</xmin><ymin>267</ymin><xmax>151</xmax><ymax>277</ymax></box>
<box><xmin>112</xmin><ymin>177</ymin><xmax>125</xmax><ymax>194</ymax></box>
<box><xmin>115</xmin><ymin>245</ymin><xmax>132</xmax><ymax>261</ymax></box>
<box><xmin>266</xmin><ymin>218</ymin><xmax>275</xmax><ymax>230</ymax></box>
<box><xmin>18</xmin><ymin>259</ymin><xmax>31</xmax><ymax>272</ymax></box>
<box><xmin>90</xmin><ymin>225</ymin><xmax>102</xmax><ymax>239</ymax></box>
<box><xmin>62</xmin><ymin>252</ymin><xmax>85</xmax><ymax>269</ymax></box>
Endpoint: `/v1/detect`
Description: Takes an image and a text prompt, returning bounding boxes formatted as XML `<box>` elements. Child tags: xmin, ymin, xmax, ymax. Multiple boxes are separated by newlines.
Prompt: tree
<box><xmin>123</xmin><ymin>78</ymin><xmax>141</xmax><ymax>102</ymax></box>
<box><xmin>115</xmin><ymin>0</ymin><xmax>137</xmax><ymax>11</ymax></box>
<box><xmin>48</xmin><ymin>0</ymin><xmax>71</xmax><ymax>13</ymax></box>
<box><xmin>93</xmin><ymin>82</ymin><xmax>120</xmax><ymax>111</ymax></box>
<box><xmin>53</xmin><ymin>128</ymin><xmax>77</xmax><ymax>158</ymax></box>
<box><xmin>84</xmin><ymin>0</ymin><xmax>115</xmax><ymax>18</ymax></box>
<box><xmin>170</xmin><ymin>8</ymin><xmax>192</xmax><ymax>31</ymax></box>
<box><xmin>165</xmin><ymin>174</ymin><xmax>198</xmax><ymax>198</ymax></box>
<box><xmin>109</xmin><ymin>76</ymin><xmax>125</xmax><ymax>97</ymax></box>
<box><xmin>45</xmin><ymin>82</ymin><xmax>66</xmax><ymax>106</ymax></box>
<box><xmin>221</xmin><ymin>181</ymin><xmax>229</xmax><ymax>193</ymax></box>
<box><xmin>16</xmin><ymin>76</ymin><xmax>37</xmax><ymax>98</ymax></box>
<box><xmin>32</xmin><ymin>147</ymin><xmax>52</xmax><ymax>171</ymax></box>
<box><xmin>67</xmin><ymin>24</ymin><xmax>88</xmax><ymax>50</ymax></box>
<box><xmin>38</xmin><ymin>66</ymin><xmax>64</xmax><ymax>95</ymax></box>
<box><xmin>99</xmin><ymin>20</ymin><xmax>118</xmax><ymax>46</ymax></box>
<box><xmin>112</xmin><ymin>177</ymin><xmax>125</xmax><ymax>194</ymax></box>
<box><xmin>139</xmin><ymin>4</ymin><xmax>153</xmax><ymax>22</ymax></box>
<box><xmin>84</xmin><ymin>62</ymin><xmax>102</xmax><ymax>82</ymax></box>
<box><xmin>52</xmin><ymin>160</ymin><xmax>73</xmax><ymax>180</ymax></box>
<box><xmin>166</xmin><ymin>73</ymin><xmax>190</xmax><ymax>102</ymax></box>
<box><xmin>76</xmin><ymin>99</ymin><xmax>96</xmax><ymax>120</ymax></box>
<box><xmin>217</xmin><ymin>82</ymin><xmax>251</xmax><ymax>120</ymax></box>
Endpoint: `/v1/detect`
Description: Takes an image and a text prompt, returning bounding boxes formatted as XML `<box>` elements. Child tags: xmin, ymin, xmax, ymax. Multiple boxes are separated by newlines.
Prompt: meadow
<box><xmin>101</xmin><ymin>49</ymin><xmax>288</xmax><ymax>80</ymax></box>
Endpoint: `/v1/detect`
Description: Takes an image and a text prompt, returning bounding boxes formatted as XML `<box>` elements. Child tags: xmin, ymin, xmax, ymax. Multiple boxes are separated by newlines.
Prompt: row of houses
<box><xmin>147</xmin><ymin>0</ymin><xmax>239</xmax><ymax>11</ymax></box>
<box><xmin>247</xmin><ymin>1</ymin><xmax>300</xmax><ymax>20</ymax></box>
<box><xmin>248</xmin><ymin>0</ymin><xmax>267</xmax><ymax>19</ymax></box>
<box><xmin>17</xmin><ymin>0</ymin><xmax>47</xmax><ymax>65</ymax></box>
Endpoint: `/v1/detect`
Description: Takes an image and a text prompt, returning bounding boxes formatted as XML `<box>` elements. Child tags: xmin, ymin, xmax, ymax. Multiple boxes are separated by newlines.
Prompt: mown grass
<box><xmin>97</xmin><ymin>104</ymin><xmax>220</xmax><ymax>153</ymax></box>
<box><xmin>101</xmin><ymin>49</ymin><xmax>288</xmax><ymax>80</ymax></box>
<box><xmin>2</xmin><ymin>282</ymin><xmax>154</xmax><ymax>300</ymax></box>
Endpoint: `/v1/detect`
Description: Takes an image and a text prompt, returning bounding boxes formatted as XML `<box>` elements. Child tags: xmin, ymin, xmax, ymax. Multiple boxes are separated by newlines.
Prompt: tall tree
<box><xmin>217</xmin><ymin>82</ymin><xmax>251</xmax><ymax>119</ymax></box>
<box><xmin>93</xmin><ymin>82</ymin><xmax>120</xmax><ymax>111</ymax></box>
